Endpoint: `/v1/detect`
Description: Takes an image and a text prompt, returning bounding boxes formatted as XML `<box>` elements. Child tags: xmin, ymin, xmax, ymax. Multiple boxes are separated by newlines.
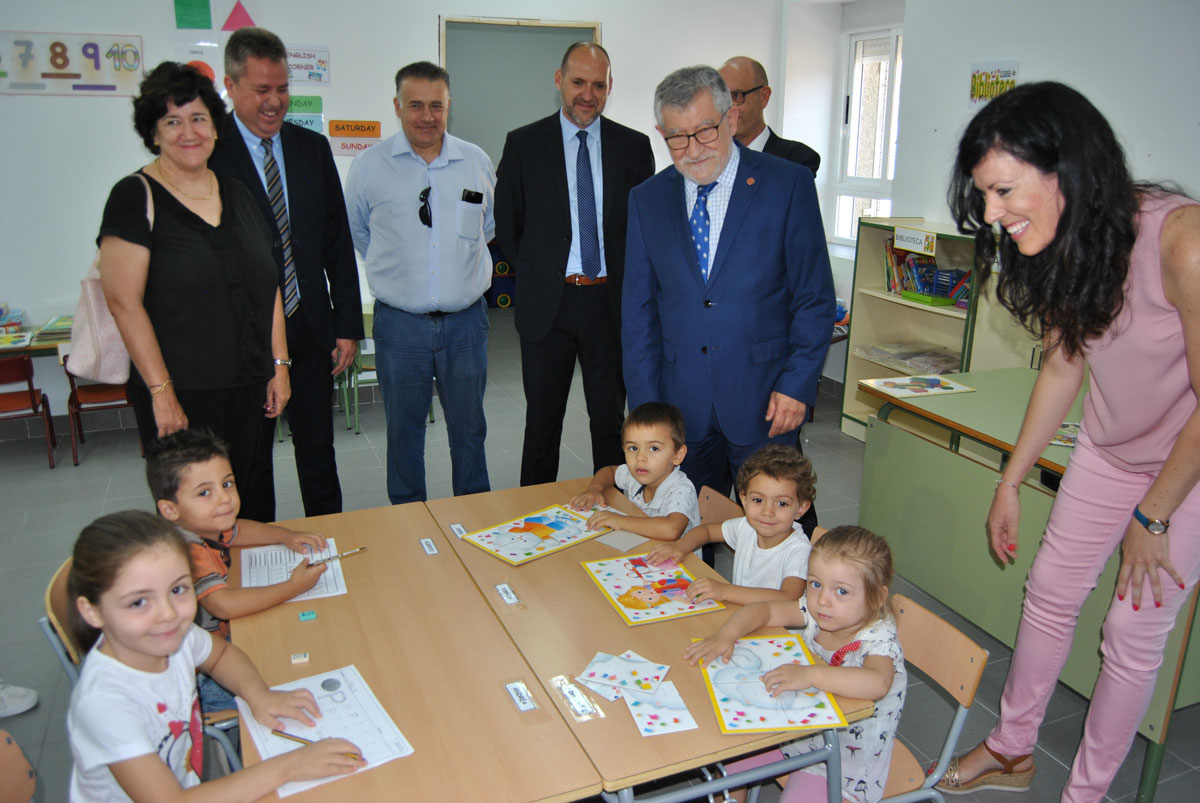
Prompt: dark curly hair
<box><xmin>735</xmin><ymin>443</ymin><xmax>816</xmax><ymax>504</ymax></box>
<box><xmin>948</xmin><ymin>81</ymin><xmax>1139</xmax><ymax>358</ymax></box>
<box><xmin>132</xmin><ymin>61</ymin><xmax>225</xmax><ymax>155</ymax></box>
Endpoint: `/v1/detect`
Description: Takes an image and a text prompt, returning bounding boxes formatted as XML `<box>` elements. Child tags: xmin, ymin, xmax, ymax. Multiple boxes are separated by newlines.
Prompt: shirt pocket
<box><xmin>455</xmin><ymin>198</ymin><xmax>483</xmax><ymax>240</ymax></box>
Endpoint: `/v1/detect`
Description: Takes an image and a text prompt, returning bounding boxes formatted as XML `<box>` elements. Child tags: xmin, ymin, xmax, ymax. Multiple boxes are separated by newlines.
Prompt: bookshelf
<box><xmin>840</xmin><ymin>217</ymin><xmax>1036</xmax><ymax>441</ymax></box>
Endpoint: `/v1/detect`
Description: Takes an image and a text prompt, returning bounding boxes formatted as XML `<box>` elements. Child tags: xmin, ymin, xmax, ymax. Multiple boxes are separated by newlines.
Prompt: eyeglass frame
<box><xmin>418</xmin><ymin>186</ymin><xmax>432</xmax><ymax>228</ymax></box>
<box><xmin>661</xmin><ymin>111</ymin><xmax>727</xmax><ymax>152</ymax></box>
<box><xmin>729</xmin><ymin>84</ymin><xmax>765</xmax><ymax>105</ymax></box>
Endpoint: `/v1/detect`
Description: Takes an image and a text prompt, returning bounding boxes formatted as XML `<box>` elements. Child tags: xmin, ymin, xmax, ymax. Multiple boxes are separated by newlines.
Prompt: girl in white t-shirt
<box><xmin>687</xmin><ymin>526</ymin><xmax>906</xmax><ymax>803</ymax></box>
<box><xmin>66</xmin><ymin>510</ymin><xmax>363</xmax><ymax>801</ymax></box>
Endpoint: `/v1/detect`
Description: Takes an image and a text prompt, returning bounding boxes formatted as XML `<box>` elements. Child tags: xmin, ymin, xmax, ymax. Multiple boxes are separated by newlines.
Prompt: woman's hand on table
<box><xmin>1116</xmin><ymin>518</ymin><xmax>1185</xmax><ymax>610</ymax></box>
<box><xmin>986</xmin><ymin>482</ymin><xmax>1022</xmax><ymax>563</ymax></box>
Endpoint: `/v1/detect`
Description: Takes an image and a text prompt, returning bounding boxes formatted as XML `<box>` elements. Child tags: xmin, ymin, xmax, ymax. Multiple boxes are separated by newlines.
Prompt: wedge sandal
<box><xmin>936</xmin><ymin>742</ymin><xmax>1035</xmax><ymax>794</ymax></box>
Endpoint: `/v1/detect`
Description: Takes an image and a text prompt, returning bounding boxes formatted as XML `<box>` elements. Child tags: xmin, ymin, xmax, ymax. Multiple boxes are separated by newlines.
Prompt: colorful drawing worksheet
<box><xmin>240</xmin><ymin>538</ymin><xmax>348</xmax><ymax>601</ymax></box>
<box><xmin>702</xmin><ymin>637</ymin><xmax>847</xmax><ymax>734</ymax></box>
<box><xmin>623</xmin><ymin>681</ymin><xmax>698</xmax><ymax>737</ymax></box>
<box><xmin>462</xmin><ymin>504</ymin><xmax>610</xmax><ymax>565</ymax></box>
<box><xmin>582</xmin><ymin>555</ymin><xmax>724</xmax><ymax>626</ymax></box>
<box><xmin>237</xmin><ymin>664</ymin><xmax>413</xmax><ymax>797</ymax></box>
<box><xmin>860</xmin><ymin>375</ymin><xmax>976</xmax><ymax>398</ymax></box>
<box><xmin>576</xmin><ymin>650</ymin><xmax>669</xmax><ymax>701</ymax></box>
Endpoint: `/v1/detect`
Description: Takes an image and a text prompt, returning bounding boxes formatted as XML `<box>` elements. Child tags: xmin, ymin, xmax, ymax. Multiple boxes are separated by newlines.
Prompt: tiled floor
<box><xmin>1</xmin><ymin>307</ymin><xmax>1195</xmax><ymax>801</ymax></box>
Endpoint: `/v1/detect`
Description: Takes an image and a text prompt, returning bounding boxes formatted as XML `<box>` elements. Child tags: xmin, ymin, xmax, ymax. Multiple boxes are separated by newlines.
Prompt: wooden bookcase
<box><xmin>840</xmin><ymin>217</ymin><xmax>1037</xmax><ymax>441</ymax></box>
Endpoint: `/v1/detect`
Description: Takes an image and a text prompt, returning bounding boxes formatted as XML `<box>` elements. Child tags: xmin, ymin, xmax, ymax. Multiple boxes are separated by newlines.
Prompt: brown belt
<box><xmin>565</xmin><ymin>274</ymin><xmax>607</xmax><ymax>286</ymax></box>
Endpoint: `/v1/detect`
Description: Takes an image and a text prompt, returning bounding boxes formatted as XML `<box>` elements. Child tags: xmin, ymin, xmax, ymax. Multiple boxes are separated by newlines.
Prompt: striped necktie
<box><xmin>262</xmin><ymin>138</ymin><xmax>299</xmax><ymax>317</ymax></box>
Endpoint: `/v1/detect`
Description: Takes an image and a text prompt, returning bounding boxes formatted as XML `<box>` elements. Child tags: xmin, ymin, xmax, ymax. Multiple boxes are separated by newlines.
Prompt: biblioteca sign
<box><xmin>893</xmin><ymin>226</ymin><xmax>937</xmax><ymax>257</ymax></box>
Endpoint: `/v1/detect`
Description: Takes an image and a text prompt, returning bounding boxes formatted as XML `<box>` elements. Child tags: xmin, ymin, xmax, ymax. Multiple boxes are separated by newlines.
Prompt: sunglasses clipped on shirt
<box><xmin>419</xmin><ymin>186</ymin><xmax>432</xmax><ymax>227</ymax></box>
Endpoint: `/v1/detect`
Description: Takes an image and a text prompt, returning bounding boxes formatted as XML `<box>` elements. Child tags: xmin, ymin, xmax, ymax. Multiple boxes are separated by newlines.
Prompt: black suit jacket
<box><xmin>495</xmin><ymin>113</ymin><xmax>655</xmax><ymax>343</ymax></box>
<box><xmin>763</xmin><ymin>128</ymin><xmax>821</xmax><ymax>178</ymax></box>
<box><xmin>210</xmin><ymin>120</ymin><xmax>363</xmax><ymax>349</ymax></box>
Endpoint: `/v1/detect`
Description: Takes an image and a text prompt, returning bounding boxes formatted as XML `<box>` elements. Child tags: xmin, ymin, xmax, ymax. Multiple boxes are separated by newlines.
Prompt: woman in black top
<box><xmin>98</xmin><ymin>62</ymin><xmax>289</xmax><ymax>511</ymax></box>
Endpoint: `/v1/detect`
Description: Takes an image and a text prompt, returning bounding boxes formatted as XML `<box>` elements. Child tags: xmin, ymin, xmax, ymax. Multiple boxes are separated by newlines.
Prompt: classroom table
<box><xmin>425</xmin><ymin>479</ymin><xmax>874</xmax><ymax>803</ymax></box>
<box><xmin>857</xmin><ymin>366</ymin><xmax>1199</xmax><ymax>802</ymax></box>
<box><xmin>230</xmin><ymin>502</ymin><xmax>602</xmax><ymax>802</ymax></box>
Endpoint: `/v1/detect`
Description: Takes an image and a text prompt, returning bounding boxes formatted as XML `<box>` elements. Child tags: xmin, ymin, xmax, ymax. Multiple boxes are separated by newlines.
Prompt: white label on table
<box><xmin>559</xmin><ymin>681</ymin><xmax>597</xmax><ymax>717</ymax></box>
<box><xmin>449</xmin><ymin>523</ymin><xmax>467</xmax><ymax>538</ymax></box>
<box><xmin>419</xmin><ymin>538</ymin><xmax>438</xmax><ymax>555</ymax></box>
<box><xmin>505</xmin><ymin>681</ymin><xmax>537</xmax><ymax>711</ymax></box>
<box><xmin>495</xmin><ymin>583</ymin><xmax>520</xmax><ymax>605</ymax></box>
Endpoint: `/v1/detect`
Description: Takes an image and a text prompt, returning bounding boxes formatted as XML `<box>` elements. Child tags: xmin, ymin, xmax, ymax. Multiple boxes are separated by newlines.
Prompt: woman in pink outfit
<box><xmin>939</xmin><ymin>81</ymin><xmax>1200</xmax><ymax>802</ymax></box>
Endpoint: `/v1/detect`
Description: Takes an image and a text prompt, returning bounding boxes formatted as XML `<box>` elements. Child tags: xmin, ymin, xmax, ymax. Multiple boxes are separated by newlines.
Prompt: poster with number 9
<box><xmin>1</xmin><ymin>31</ymin><xmax>144</xmax><ymax>97</ymax></box>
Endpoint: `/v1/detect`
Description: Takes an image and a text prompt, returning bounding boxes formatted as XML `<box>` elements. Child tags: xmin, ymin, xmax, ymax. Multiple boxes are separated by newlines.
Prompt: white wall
<box><xmin>892</xmin><ymin>0</ymin><xmax>1200</xmax><ymax>220</ymax></box>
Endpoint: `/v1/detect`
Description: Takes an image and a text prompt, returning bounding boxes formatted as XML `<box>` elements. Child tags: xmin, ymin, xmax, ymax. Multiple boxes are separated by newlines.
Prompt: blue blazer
<box><xmin>622</xmin><ymin>147</ymin><xmax>835</xmax><ymax>445</ymax></box>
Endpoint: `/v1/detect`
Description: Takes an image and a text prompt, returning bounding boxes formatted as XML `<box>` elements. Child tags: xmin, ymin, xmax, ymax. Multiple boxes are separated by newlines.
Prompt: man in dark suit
<box><xmin>623</xmin><ymin>65</ymin><xmax>835</xmax><ymax>500</ymax></box>
<box><xmin>209</xmin><ymin>27</ymin><xmax>363</xmax><ymax>519</ymax></box>
<box><xmin>496</xmin><ymin>43</ymin><xmax>655</xmax><ymax>486</ymax></box>
<box><xmin>720</xmin><ymin>57</ymin><xmax>820</xmax><ymax>177</ymax></box>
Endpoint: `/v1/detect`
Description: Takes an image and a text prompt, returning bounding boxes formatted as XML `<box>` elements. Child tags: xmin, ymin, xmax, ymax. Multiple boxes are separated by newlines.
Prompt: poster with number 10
<box><xmin>1</xmin><ymin>31</ymin><xmax>144</xmax><ymax>97</ymax></box>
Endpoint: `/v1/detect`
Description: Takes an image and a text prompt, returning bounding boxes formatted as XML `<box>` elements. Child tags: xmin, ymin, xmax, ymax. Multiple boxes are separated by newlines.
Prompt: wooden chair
<box><xmin>697</xmin><ymin>484</ymin><xmax>743</xmax><ymax>526</ymax></box>
<box><xmin>61</xmin><ymin>354</ymin><xmax>137</xmax><ymax>466</ymax></box>
<box><xmin>882</xmin><ymin>594</ymin><xmax>989</xmax><ymax>802</ymax></box>
<box><xmin>37</xmin><ymin>558</ymin><xmax>242</xmax><ymax>771</ymax></box>
<box><xmin>0</xmin><ymin>355</ymin><xmax>56</xmax><ymax>468</ymax></box>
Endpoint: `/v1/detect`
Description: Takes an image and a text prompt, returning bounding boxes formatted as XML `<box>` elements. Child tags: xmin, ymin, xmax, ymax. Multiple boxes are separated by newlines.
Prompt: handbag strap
<box><xmin>135</xmin><ymin>172</ymin><xmax>155</xmax><ymax>231</ymax></box>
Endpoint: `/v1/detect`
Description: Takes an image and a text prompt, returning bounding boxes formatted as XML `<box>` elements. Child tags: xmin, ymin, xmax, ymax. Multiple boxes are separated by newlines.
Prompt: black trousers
<box><xmin>519</xmin><ymin>283</ymin><xmax>625</xmax><ymax>486</ymax></box>
<box><xmin>245</xmin><ymin>313</ymin><xmax>343</xmax><ymax>521</ymax></box>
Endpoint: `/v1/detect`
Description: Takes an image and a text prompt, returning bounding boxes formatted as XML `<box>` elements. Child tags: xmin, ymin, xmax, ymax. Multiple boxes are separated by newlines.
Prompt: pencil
<box><xmin>308</xmin><ymin>546</ymin><xmax>368</xmax><ymax>566</ymax></box>
<box><xmin>271</xmin><ymin>729</ymin><xmax>363</xmax><ymax>760</ymax></box>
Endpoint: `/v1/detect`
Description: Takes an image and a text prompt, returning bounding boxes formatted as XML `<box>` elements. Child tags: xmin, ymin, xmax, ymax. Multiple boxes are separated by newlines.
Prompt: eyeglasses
<box><xmin>730</xmin><ymin>85</ymin><xmax>765</xmax><ymax>105</ymax></box>
<box><xmin>418</xmin><ymin>186</ymin><xmax>432</xmax><ymax>228</ymax></box>
<box><xmin>662</xmin><ymin>112</ymin><xmax>726</xmax><ymax>151</ymax></box>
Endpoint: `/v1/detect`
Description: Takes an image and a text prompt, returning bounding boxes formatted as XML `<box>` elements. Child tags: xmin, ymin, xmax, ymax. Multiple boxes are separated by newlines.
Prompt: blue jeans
<box><xmin>197</xmin><ymin>671</ymin><xmax>237</xmax><ymax>715</ymax></box>
<box><xmin>373</xmin><ymin>298</ymin><xmax>490</xmax><ymax>503</ymax></box>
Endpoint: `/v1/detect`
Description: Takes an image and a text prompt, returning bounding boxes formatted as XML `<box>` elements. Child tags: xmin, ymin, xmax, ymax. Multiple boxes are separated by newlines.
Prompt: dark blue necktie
<box><xmin>690</xmin><ymin>182</ymin><xmax>717</xmax><ymax>283</ymax></box>
<box><xmin>576</xmin><ymin>130</ymin><xmax>601</xmax><ymax>279</ymax></box>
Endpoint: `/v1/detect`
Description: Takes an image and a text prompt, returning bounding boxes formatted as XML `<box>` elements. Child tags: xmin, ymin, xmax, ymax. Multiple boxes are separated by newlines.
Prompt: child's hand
<box><xmin>686</xmin><ymin>577</ymin><xmax>729</xmax><ymax>603</ymax></box>
<box><xmin>587</xmin><ymin>510</ymin><xmax>624</xmax><ymax>531</ymax></box>
<box><xmin>761</xmin><ymin>664</ymin><xmax>816</xmax><ymax>697</ymax></box>
<box><xmin>645</xmin><ymin>542</ymin><xmax>684</xmax><ymax>566</ymax></box>
<box><xmin>282</xmin><ymin>530</ymin><xmax>327</xmax><ymax>554</ymax></box>
<box><xmin>283</xmin><ymin>739</ymin><xmax>367</xmax><ymax>781</ymax></box>
<box><xmin>247</xmin><ymin>687</ymin><xmax>323</xmax><ymax>730</ymax></box>
<box><xmin>684</xmin><ymin>632</ymin><xmax>737</xmax><ymax>666</ymax></box>
<box><xmin>568</xmin><ymin>488</ymin><xmax>605</xmax><ymax>511</ymax></box>
<box><xmin>290</xmin><ymin>559</ymin><xmax>327</xmax><ymax>591</ymax></box>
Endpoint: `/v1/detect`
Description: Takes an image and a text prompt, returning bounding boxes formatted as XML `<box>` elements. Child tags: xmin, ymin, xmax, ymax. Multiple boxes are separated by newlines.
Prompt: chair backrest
<box><xmin>697</xmin><ymin>485</ymin><xmax>743</xmax><ymax>526</ymax></box>
<box><xmin>0</xmin><ymin>356</ymin><xmax>38</xmax><ymax>409</ymax></box>
<box><xmin>61</xmin><ymin>354</ymin><xmax>81</xmax><ymax>396</ymax></box>
<box><xmin>891</xmin><ymin>593</ymin><xmax>987</xmax><ymax>708</ymax></box>
<box><xmin>44</xmin><ymin>557</ymin><xmax>82</xmax><ymax>669</ymax></box>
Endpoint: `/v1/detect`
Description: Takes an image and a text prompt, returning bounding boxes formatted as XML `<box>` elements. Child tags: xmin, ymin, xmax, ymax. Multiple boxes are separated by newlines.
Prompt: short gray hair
<box><xmin>653</xmin><ymin>66</ymin><xmax>731</xmax><ymax>128</ymax></box>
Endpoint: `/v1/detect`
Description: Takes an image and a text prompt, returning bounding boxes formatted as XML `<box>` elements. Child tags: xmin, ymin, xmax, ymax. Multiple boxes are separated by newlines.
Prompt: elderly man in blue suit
<box><xmin>622</xmin><ymin>65</ymin><xmax>835</xmax><ymax>501</ymax></box>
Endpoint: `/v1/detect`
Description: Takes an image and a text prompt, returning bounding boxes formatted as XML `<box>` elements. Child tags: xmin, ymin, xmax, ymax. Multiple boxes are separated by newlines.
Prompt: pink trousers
<box><xmin>987</xmin><ymin>430</ymin><xmax>1200</xmax><ymax>802</ymax></box>
<box><xmin>723</xmin><ymin>750</ymin><xmax>840</xmax><ymax>802</ymax></box>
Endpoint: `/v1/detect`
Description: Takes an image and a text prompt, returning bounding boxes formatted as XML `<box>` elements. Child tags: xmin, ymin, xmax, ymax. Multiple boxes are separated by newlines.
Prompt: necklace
<box><xmin>154</xmin><ymin>158</ymin><xmax>216</xmax><ymax>200</ymax></box>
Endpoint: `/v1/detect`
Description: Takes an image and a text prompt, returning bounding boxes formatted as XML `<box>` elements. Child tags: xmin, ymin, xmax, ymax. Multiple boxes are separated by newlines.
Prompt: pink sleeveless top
<box><xmin>1082</xmin><ymin>193</ymin><xmax>1199</xmax><ymax>474</ymax></box>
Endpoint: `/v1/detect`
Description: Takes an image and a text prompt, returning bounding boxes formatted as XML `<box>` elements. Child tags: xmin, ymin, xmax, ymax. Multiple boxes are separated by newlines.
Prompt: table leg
<box><xmin>1136</xmin><ymin>741</ymin><xmax>1164</xmax><ymax>803</ymax></box>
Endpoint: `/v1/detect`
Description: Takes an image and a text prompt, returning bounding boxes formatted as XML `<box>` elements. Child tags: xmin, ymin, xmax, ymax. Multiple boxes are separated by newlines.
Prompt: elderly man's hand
<box><xmin>765</xmin><ymin>391</ymin><xmax>807</xmax><ymax>438</ymax></box>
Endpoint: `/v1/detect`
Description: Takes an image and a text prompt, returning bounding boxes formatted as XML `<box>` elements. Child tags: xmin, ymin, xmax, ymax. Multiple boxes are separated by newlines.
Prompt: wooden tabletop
<box><xmin>230</xmin><ymin>502</ymin><xmax>601</xmax><ymax>802</ymax></box>
<box><xmin>857</xmin><ymin>366</ymin><xmax>1083</xmax><ymax>474</ymax></box>
<box><xmin>425</xmin><ymin>480</ymin><xmax>874</xmax><ymax>793</ymax></box>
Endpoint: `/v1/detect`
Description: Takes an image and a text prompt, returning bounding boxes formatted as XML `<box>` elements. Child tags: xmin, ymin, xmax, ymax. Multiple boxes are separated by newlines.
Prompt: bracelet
<box><xmin>149</xmin><ymin>378</ymin><xmax>173</xmax><ymax>399</ymax></box>
<box><xmin>995</xmin><ymin>479</ymin><xmax>1019</xmax><ymax>492</ymax></box>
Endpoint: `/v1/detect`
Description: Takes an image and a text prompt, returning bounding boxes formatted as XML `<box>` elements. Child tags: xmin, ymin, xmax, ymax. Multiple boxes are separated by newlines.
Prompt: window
<box><xmin>832</xmin><ymin>28</ymin><xmax>903</xmax><ymax>242</ymax></box>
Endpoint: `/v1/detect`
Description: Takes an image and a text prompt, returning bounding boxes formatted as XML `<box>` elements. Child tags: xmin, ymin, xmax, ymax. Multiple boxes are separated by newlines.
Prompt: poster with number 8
<box><xmin>1</xmin><ymin>31</ymin><xmax>144</xmax><ymax>97</ymax></box>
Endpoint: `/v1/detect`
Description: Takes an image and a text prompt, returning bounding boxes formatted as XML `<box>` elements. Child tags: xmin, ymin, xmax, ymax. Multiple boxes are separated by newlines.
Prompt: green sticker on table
<box><xmin>289</xmin><ymin>95</ymin><xmax>323</xmax><ymax>113</ymax></box>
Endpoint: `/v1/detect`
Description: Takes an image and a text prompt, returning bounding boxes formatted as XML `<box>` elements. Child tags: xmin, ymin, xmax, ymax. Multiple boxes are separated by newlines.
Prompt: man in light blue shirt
<box><xmin>346</xmin><ymin>61</ymin><xmax>496</xmax><ymax>503</ymax></box>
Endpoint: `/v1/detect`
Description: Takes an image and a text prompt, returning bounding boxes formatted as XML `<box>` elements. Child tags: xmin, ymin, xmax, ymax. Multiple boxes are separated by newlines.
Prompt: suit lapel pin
<box><xmin>747</xmin><ymin>177</ymin><xmax>755</xmax><ymax>186</ymax></box>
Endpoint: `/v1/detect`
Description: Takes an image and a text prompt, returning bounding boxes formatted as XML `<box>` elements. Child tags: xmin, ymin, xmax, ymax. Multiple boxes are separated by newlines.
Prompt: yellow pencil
<box><xmin>271</xmin><ymin>728</ymin><xmax>363</xmax><ymax>760</ymax></box>
<box><xmin>308</xmin><ymin>546</ymin><xmax>368</xmax><ymax>566</ymax></box>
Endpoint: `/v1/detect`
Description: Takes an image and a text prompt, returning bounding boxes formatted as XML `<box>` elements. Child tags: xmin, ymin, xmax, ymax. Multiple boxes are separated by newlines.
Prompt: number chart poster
<box><xmin>582</xmin><ymin>555</ymin><xmax>724</xmax><ymax>626</ymax></box>
<box><xmin>702</xmin><ymin>636</ymin><xmax>847</xmax><ymax>734</ymax></box>
<box><xmin>1</xmin><ymin>32</ymin><xmax>144</xmax><ymax>96</ymax></box>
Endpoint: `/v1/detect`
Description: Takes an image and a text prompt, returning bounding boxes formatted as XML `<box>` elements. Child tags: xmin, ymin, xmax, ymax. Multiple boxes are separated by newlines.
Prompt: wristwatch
<box><xmin>1132</xmin><ymin>505</ymin><xmax>1169</xmax><ymax>535</ymax></box>
<box><xmin>273</xmin><ymin>357</ymin><xmax>293</xmax><ymax>368</ymax></box>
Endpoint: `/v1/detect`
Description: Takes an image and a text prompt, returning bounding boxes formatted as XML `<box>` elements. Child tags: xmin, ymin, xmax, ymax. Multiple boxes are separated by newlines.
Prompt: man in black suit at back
<box><xmin>209</xmin><ymin>27</ymin><xmax>363</xmax><ymax>520</ymax></box>
<box><xmin>719</xmin><ymin>56</ymin><xmax>821</xmax><ymax>178</ymax></box>
<box><xmin>496</xmin><ymin>43</ymin><xmax>655</xmax><ymax>486</ymax></box>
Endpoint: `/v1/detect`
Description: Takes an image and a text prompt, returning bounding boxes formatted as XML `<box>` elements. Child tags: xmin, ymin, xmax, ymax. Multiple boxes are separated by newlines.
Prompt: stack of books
<box><xmin>883</xmin><ymin>239</ymin><xmax>971</xmax><ymax>307</ymax></box>
<box><xmin>0</xmin><ymin>306</ymin><xmax>25</xmax><ymax>334</ymax></box>
<box><xmin>32</xmin><ymin>314</ymin><xmax>73</xmax><ymax>344</ymax></box>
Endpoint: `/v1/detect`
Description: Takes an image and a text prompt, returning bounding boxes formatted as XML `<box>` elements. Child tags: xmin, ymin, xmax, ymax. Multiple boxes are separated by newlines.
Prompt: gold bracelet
<box><xmin>149</xmin><ymin>378</ymin><xmax>173</xmax><ymax>399</ymax></box>
<box><xmin>995</xmin><ymin>479</ymin><xmax>1019</xmax><ymax>492</ymax></box>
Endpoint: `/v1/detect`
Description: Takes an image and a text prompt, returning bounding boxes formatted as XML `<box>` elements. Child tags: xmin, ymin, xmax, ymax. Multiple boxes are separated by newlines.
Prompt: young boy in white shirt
<box><xmin>646</xmin><ymin>443</ymin><xmax>814</xmax><ymax>604</ymax></box>
<box><xmin>569</xmin><ymin>402</ymin><xmax>700</xmax><ymax>542</ymax></box>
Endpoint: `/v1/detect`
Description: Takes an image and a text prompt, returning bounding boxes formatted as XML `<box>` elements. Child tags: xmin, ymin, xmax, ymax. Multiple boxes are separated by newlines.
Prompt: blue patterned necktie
<box><xmin>576</xmin><ymin>130</ymin><xmax>601</xmax><ymax>279</ymax></box>
<box><xmin>690</xmin><ymin>181</ymin><xmax>717</xmax><ymax>283</ymax></box>
<box><xmin>262</xmin><ymin>138</ymin><xmax>299</xmax><ymax>317</ymax></box>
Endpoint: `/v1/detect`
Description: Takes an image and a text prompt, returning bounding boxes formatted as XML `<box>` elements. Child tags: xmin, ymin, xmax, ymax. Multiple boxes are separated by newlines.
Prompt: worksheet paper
<box><xmin>239</xmin><ymin>538</ymin><xmax>348</xmax><ymax>601</ymax></box>
<box><xmin>237</xmin><ymin>664</ymin><xmax>413</xmax><ymax>797</ymax></box>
